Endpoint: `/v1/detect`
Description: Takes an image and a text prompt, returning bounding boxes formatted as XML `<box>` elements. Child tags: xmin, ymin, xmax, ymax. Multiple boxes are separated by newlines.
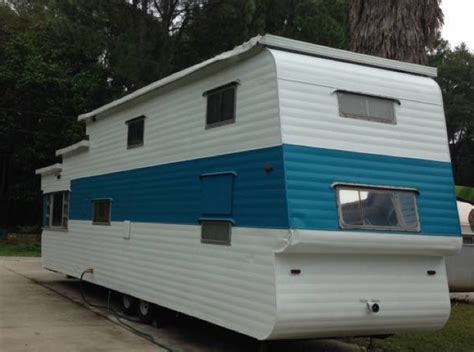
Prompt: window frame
<box><xmin>335</xmin><ymin>185</ymin><xmax>420</xmax><ymax>232</ymax></box>
<box><xmin>126</xmin><ymin>115</ymin><xmax>145</xmax><ymax>149</ymax></box>
<box><xmin>43</xmin><ymin>191</ymin><xmax>69</xmax><ymax>230</ymax></box>
<box><xmin>200</xmin><ymin>220</ymin><xmax>232</xmax><ymax>246</ymax></box>
<box><xmin>335</xmin><ymin>90</ymin><xmax>400</xmax><ymax>125</ymax></box>
<box><xmin>204</xmin><ymin>81</ymin><xmax>238</xmax><ymax>129</ymax></box>
<box><xmin>92</xmin><ymin>199</ymin><xmax>112</xmax><ymax>226</ymax></box>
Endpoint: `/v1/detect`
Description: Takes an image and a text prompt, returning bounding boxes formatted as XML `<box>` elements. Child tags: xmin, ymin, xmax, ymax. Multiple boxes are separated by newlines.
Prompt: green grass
<box><xmin>0</xmin><ymin>241</ymin><xmax>41</xmax><ymax>257</ymax></box>
<box><xmin>374</xmin><ymin>302</ymin><xmax>474</xmax><ymax>352</ymax></box>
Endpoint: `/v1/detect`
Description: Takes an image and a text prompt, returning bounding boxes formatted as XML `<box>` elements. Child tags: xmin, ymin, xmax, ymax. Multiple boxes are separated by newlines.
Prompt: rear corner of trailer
<box><xmin>265</xmin><ymin>45</ymin><xmax>463</xmax><ymax>340</ymax></box>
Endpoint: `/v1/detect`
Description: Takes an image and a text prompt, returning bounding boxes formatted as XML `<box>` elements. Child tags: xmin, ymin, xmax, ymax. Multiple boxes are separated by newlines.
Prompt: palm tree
<box><xmin>350</xmin><ymin>0</ymin><xmax>443</xmax><ymax>64</ymax></box>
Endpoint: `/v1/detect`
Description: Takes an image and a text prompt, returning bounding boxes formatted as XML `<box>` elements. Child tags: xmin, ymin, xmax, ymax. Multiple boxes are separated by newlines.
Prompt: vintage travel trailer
<box><xmin>36</xmin><ymin>35</ymin><xmax>462</xmax><ymax>340</ymax></box>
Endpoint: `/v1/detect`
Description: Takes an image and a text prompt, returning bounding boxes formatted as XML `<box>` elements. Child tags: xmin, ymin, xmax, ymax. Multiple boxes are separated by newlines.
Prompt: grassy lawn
<box><xmin>0</xmin><ymin>240</ymin><xmax>41</xmax><ymax>257</ymax></box>
<box><xmin>374</xmin><ymin>302</ymin><xmax>474</xmax><ymax>352</ymax></box>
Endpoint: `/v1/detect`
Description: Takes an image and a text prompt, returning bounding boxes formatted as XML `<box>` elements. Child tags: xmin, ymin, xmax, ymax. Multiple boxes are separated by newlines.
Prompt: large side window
<box><xmin>204</xmin><ymin>82</ymin><xmax>237</xmax><ymax>128</ymax></box>
<box><xmin>43</xmin><ymin>191</ymin><xmax>69</xmax><ymax>229</ymax></box>
<box><xmin>336</xmin><ymin>91</ymin><xmax>398</xmax><ymax>124</ymax></box>
<box><xmin>126</xmin><ymin>116</ymin><xmax>145</xmax><ymax>148</ymax></box>
<box><xmin>92</xmin><ymin>199</ymin><xmax>112</xmax><ymax>225</ymax></box>
<box><xmin>336</xmin><ymin>185</ymin><xmax>419</xmax><ymax>231</ymax></box>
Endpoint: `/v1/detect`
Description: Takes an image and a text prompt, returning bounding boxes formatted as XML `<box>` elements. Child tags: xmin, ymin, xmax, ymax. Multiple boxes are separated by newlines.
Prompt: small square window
<box><xmin>92</xmin><ymin>200</ymin><xmax>111</xmax><ymax>225</ymax></box>
<box><xmin>205</xmin><ymin>83</ymin><xmax>237</xmax><ymax>128</ymax></box>
<box><xmin>201</xmin><ymin>221</ymin><xmax>232</xmax><ymax>245</ymax></box>
<box><xmin>126</xmin><ymin>116</ymin><xmax>145</xmax><ymax>148</ymax></box>
<box><xmin>337</xmin><ymin>91</ymin><xmax>397</xmax><ymax>124</ymax></box>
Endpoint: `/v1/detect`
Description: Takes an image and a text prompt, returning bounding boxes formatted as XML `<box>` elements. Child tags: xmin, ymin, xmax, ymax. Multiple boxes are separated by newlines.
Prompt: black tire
<box><xmin>137</xmin><ymin>299</ymin><xmax>155</xmax><ymax>324</ymax></box>
<box><xmin>121</xmin><ymin>294</ymin><xmax>138</xmax><ymax>315</ymax></box>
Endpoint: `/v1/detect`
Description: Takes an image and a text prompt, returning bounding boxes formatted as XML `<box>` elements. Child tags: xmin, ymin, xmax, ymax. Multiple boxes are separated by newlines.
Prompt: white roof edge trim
<box><xmin>55</xmin><ymin>140</ymin><xmax>90</xmax><ymax>157</ymax></box>
<box><xmin>78</xmin><ymin>35</ymin><xmax>263</xmax><ymax>122</ymax></box>
<box><xmin>261</xmin><ymin>34</ymin><xmax>437</xmax><ymax>78</ymax></box>
<box><xmin>35</xmin><ymin>163</ymin><xmax>62</xmax><ymax>176</ymax></box>
<box><xmin>78</xmin><ymin>34</ymin><xmax>437</xmax><ymax>122</ymax></box>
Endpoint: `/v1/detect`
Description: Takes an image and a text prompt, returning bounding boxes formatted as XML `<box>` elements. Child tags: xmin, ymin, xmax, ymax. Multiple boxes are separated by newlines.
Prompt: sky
<box><xmin>441</xmin><ymin>0</ymin><xmax>474</xmax><ymax>49</ymax></box>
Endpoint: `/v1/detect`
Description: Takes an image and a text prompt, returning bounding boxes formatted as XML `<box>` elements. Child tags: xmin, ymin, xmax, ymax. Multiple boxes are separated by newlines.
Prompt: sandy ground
<box><xmin>0</xmin><ymin>257</ymin><xmax>364</xmax><ymax>352</ymax></box>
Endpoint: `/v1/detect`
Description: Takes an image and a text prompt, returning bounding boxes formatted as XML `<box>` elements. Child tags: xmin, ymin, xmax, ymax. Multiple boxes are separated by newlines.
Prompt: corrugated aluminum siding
<box><xmin>70</xmin><ymin>147</ymin><xmax>288</xmax><ymax>229</ymax></box>
<box><xmin>283</xmin><ymin>144</ymin><xmax>460</xmax><ymax>236</ymax></box>
<box><xmin>272</xmin><ymin>49</ymin><xmax>451</xmax><ymax>162</ymax></box>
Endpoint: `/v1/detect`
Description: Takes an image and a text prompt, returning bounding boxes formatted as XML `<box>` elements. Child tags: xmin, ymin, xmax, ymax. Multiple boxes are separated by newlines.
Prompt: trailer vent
<box><xmin>201</xmin><ymin>221</ymin><xmax>232</xmax><ymax>246</ymax></box>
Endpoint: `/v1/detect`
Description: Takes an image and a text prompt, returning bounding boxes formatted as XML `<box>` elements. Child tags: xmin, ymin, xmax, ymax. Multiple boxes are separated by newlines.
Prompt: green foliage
<box><xmin>0</xmin><ymin>240</ymin><xmax>41</xmax><ymax>257</ymax></box>
<box><xmin>456</xmin><ymin>186</ymin><xmax>474</xmax><ymax>204</ymax></box>
<box><xmin>428</xmin><ymin>39</ymin><xmax>474</xmax><ymax>186</ymax></box>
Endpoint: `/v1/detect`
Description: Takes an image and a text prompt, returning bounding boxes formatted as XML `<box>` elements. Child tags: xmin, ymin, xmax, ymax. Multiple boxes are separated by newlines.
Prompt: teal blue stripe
<box><xmin>283</xmin><ymin>144</ymin><xmax>461</xmax><ymax>236</ymax></box>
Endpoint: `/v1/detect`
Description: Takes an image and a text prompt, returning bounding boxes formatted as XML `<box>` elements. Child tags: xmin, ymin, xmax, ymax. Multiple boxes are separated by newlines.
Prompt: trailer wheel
<box><xmin>137</xmin><ymin>299</ymin><xmax>155</xmax><ymax>324</ymax></box>
<box><xmin>121</xmin><ymin>294</ymin><xmax>137</xmax><ymax>315</ymax></box>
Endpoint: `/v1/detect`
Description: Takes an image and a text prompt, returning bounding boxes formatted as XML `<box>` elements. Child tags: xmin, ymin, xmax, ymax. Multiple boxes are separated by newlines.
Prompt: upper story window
<box><xmin>92</xmin><ymin>199</ymin><xmax>111</xmax><ymax>225</ymax></box>
<box><xmin>335</xmin><ymin>185</ymin><xmax>419</xmax><ymax>231</ymax></box>
<box><xmin>336</xmin><ymin>91</ymin><xmax>398</xmax><ymax>124</ymax></box>
<box><xmin>43</xmin><ymin>191</ymin><xmax>69</xmax><ymax>229</ymax></box>
<box><xmin>126</xmin><ymin>116</ymin><xmax>145</xmax><ymax>148</ymax></box>
<box><xmin>204</xmin><ymin>82</ymin><xmax>238</xmax><ymax>128</ymax></box>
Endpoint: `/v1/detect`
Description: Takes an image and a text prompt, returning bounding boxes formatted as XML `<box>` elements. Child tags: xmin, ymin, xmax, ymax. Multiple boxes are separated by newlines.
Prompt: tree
<box><xmin>350</xmin><ymin>0</ymin><xmax>443</xmax><ymax>64</ymax></box>
<box><xmin>175</xmin><ymin>0</ymin><xmax>350</xmax><ymax>70</ymax></box>
<box><xmin>428</xmin><ymin>40</ymin><xmax>474</xmax><ymax>186</ymax></box>
<box><xmin>0</xmin><ymin>1</ymin><xmax>109</xmax><ymax>228</ymax></box>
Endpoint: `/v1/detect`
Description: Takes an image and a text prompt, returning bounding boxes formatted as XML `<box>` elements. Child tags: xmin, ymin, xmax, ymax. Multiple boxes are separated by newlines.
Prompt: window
<box><xmin>204</xmin><ymin>82</ymin><xmax>237</xmax><ymax>128</ymax></box>
<box><xmin>201</xmin><ymin>221</ymin><xmax>232</xmax><ymax>245</ymax></box>
<box><xmin>126</xmin><ymin>116</ymin><xmax>145</xmax><ymax>148</ymax></box>
<box><xmin>336</xmin><ymin>185</ymin><xmax>419</xmax><ymax>231</ymax></box>
<box><xmin>336</xmin><ymin>91</ymin><xmax>397</xmax><ymax>124</ymax></box>
<box><xmin>43</xmin><ymin>191</ymin><xmax>69</xmax><ymax>229</ymax></box>
<box><xmin>92</xmin><ymin>199</ymin><xmax>111</xmax><ymax>225</ymax></box>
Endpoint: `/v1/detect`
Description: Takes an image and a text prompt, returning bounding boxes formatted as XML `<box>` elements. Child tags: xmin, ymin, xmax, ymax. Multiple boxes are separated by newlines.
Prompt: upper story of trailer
<box><xmin>38</xmin><ymin>34</ymin><xmax>449</xmax><ymax>185</ymax></box>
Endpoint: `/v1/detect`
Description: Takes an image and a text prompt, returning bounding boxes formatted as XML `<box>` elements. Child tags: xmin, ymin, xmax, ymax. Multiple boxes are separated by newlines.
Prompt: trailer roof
<box><xmin>78</xmin><ymin>34</ymin><xmax>438</xmax><ymax>122</ymax></box>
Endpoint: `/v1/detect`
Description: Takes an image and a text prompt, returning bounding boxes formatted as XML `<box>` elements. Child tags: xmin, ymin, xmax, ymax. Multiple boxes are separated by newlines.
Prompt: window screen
<box><xmin>205</xmin><ymin>83</ymin><xmax>237</xmax><ymax>128</ymax></box>
<box><xmin>337</xmin><ymin>91</ymin><xmax>397</xmax><ymax>124</ymax></box>
<box><xmin>336</xmin><ymin>186</ymin><xmax>419</xmax><ymax>231</ymax></box>
<box><xmin>43</xmin><ymin>192</ymin><xmax>69</xmax><ymax>229</ymax></box>
<box><xmin>92</xmin><ymin>200</ymin><xmax>111</xmax><ymax>225</ymax></box>
<box><xmin>201</xmin><ymin>221</ymin><xmax>232</xmax><ymax>245</ymax></box>
<box><xmin>126</xmin><ymin>116</ymin><xmax>145</xmax><ymax>148</ymax></box>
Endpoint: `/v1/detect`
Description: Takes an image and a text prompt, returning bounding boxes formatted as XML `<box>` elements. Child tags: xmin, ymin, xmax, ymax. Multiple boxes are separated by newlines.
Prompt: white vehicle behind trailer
<box><xmin>36</xmin><ymin>35</ymin><xmax>462</xmax><ymax>341</ymax></box>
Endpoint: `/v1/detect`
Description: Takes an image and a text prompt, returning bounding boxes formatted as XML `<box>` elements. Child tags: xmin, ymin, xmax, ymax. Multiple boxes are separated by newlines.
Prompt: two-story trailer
<box><xmin>36</xmin><ymin>35</ymin><xmax>461</xmax><ymax>341</ymax></box>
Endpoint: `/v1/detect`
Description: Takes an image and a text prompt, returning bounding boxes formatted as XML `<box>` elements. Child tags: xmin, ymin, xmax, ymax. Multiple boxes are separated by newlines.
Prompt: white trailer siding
<box><xmin>38</xmin><ymin>36</ymin><xmax>462</xmax><ymax>341</ymax></box>
<box><xmin>63</xmin><ymin>50</ymin><xmax>281</xmax><ymax>181</ymax></box>
<box><xmin>273</xmin><ymin>49</ymin><xmax>451</xmax><ymax>162</ymax></box>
